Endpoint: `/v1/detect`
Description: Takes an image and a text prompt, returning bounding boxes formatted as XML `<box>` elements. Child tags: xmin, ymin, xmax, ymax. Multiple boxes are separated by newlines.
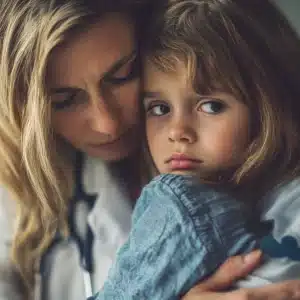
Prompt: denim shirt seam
<box><xmin>153</xmin><ymin>174</ymin><xmax>226</xmax><ymax>260</ymax></box>
<box><xmin>176</xmin><ymin>185</ymin><xmax>228</xmax><ymax>256</ymax></box>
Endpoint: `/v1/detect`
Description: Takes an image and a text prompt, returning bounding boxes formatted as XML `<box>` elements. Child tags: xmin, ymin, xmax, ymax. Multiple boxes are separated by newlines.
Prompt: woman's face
<box><xmin>47</xmin><ymin>14</ymin><xmax>140</xmax><ymax>161</ymax></box>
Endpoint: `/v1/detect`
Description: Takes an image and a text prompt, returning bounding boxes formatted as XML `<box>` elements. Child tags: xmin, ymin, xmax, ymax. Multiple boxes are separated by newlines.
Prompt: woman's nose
<box><xmin>168</xmin><ymin>118</ymin><xmax>197</xmax><ymax>144</ymax></box>
<box><xmin>88</xmin><ymin>100</ymin><xmax>120</xmax><ymax>137</ymax></box>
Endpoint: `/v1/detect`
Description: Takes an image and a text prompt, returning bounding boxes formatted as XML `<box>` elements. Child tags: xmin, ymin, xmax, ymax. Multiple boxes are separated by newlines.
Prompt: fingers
<box><xmin>242</xmin><ymin>280</ymin><xmax>300</xmax><ymax>300</ymax></box>
<box><xmin>183</xmin><ymin>280</ymin><xmax>300</xmax><ymax>300</ymax></box>
<box><xmin>194</xmin><ymin>250</ymin><xmax>262</xmax><ymax>292</ymax></box>
<box><xmin>182</xmin><ymin>291</ymin><xmax>222</xmax><ymax>300</ymax></box>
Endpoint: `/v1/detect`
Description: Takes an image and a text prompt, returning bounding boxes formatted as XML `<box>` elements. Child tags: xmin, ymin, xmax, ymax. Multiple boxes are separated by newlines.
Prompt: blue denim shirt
<box><xmin>91</xmin><ymin>174</ymin><xmax>258</xmax><ymax>300</ymax></box>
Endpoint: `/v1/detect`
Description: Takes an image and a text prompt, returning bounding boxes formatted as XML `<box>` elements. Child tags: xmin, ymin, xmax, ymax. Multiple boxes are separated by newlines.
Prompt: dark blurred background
<box><xmin>275</xmin><ymin>0</ymin><xmax>300</xmax><ymax>35</ymax></box>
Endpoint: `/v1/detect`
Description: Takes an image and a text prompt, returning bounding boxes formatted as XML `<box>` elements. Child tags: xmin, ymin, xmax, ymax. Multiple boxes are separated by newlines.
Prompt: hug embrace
<box><xmin>0</xmin><ymin>0</ymin><xmax>300</xmax><ymax>300</ymax></box>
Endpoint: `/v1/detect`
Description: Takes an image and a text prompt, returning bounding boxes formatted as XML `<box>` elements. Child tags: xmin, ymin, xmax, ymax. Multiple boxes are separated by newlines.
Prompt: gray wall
<box><xmin>274</xmin><ymin>0</ymin><xmax>300</xmax><ymax>34</ymax></box>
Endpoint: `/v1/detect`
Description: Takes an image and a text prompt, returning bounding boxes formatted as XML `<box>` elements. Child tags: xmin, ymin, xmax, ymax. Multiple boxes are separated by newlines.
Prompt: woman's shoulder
<box><xmin>0</xmin><ymin>187</ymin><xmax>23</xmax><ymax>300</ymax></box>
<box><xmin>0</xmin><ymin>186</ymin><xmax>16</xmax><ymax>242</ymax></box>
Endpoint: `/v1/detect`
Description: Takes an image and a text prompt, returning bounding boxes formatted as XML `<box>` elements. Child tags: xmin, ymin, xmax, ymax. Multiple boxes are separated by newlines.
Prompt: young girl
<box><xmin>90</xmin><ymin>0</ymin><xmax>300</xmax><ymax>299</ymax></box>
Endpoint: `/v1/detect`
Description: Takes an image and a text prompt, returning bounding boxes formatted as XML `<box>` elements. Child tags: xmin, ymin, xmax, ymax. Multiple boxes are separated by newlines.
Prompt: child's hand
<box><xmin>182</xmin><ymin>250</ymin><xmax>300</xmax><ymax>300</ymax></box>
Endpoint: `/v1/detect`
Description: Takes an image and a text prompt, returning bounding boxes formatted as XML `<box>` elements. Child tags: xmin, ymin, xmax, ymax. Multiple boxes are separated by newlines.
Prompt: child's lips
<box><xmin>165</xmin><ymin>153</ymin><xmax>202</xmax><ymax>170</ymax></box>
<box><xmin>169</xmin><ymin>159</ymin><xmax>201</xmax><ymax>170</ymax></box>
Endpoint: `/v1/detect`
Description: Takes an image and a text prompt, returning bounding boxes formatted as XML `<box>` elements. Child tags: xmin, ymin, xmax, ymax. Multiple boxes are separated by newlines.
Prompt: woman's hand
<box><xmin>183</xmin><ymin>250</ymin><xmax>300</xmax><ymax>300</ymax></box>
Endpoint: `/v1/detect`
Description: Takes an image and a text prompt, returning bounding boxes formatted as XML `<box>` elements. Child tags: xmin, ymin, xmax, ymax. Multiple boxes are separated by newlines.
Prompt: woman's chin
<box><xmin>85</xmin><ymin>143</ymin><xmax>138</xmax><ymax>162</ymax></box>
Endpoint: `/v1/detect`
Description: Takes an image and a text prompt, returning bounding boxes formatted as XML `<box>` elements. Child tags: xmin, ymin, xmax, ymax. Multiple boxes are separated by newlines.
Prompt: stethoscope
<box><xmin>38</xmin><ymin>152</ymin><xmax>97</xmax><ymax>299</ymax></box>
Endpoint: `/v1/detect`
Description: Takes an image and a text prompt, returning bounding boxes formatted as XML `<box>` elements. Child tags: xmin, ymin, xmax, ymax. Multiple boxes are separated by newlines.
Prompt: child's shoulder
<box><xmin>142</xmin><ymin>173</ymin><xmax>242</xmax><ymax>209</ymax></box>
<box><xmin>135</xmin><ymin>173</ymin><xmax>248</xmax><ymax>238</ymax></box>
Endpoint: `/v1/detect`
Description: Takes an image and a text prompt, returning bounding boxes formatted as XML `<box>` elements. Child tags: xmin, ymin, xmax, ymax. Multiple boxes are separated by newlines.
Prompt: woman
<box><xmin>0</xmin><ymin>0</ymin><xmax>299</xmax><ymax>299</ymax></box>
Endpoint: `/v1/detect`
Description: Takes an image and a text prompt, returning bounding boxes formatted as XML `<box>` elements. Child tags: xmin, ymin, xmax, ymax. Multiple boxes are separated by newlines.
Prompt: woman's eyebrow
<box><xmin>50</xmin><ymin>51</ymin><xmax>137</xmax><ymax>92</ymax></box>
<box><xmin>50</xmin><ymin>87</ymin><xmax>80</xmax><ymax>94</ymax></box>
<box><xmin>102</xmin><ymin>50</ymin><xmax>137</xmax><ymax>79</ymax></box>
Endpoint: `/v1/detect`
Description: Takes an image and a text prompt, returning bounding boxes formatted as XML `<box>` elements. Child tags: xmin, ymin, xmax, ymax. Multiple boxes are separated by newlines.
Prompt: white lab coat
<box><xmin>0</xmin><ymin>156</ymin><xmax>133</xmax><ymax>300</ymax></box>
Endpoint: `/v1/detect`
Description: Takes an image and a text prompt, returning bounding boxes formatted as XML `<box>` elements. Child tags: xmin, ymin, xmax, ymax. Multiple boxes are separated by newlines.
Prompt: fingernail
<box><xmin>243</xmin><ymin>249</ymin><xmax>262</xmax><ymax>264</ymax></box>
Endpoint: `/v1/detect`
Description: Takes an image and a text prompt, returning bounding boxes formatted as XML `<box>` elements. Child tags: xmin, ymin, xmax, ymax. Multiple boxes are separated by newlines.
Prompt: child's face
<box><xmin>143</xmin><ymin>60</ymin><xmax>251</xmax><ymax>181</ymax></box>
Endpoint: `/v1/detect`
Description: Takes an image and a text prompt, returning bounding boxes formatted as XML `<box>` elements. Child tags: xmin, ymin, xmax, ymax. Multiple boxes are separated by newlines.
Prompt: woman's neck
<box><xmin>109</xmin><ymin>154</ymin><xmax>143</xmax><ymax>203</ymax></box>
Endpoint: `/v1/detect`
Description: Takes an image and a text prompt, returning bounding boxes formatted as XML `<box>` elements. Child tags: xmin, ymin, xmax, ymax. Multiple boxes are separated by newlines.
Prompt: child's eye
<box><xmin>147</xmin><ymin>103</ymin><xmax>170</xmax><ymax>116</ymax></box>
<box><xmin>200</xmin><ymin>100</ymin><xmax>226</xmax><ymax>114</ymax></box>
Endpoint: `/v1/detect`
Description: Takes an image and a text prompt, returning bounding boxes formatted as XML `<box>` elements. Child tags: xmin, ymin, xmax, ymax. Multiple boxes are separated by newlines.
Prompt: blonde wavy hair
<box><xmin>0</xmin><ymin>0</ymin><xmax>149</xmax><ymax>297</ymax></box>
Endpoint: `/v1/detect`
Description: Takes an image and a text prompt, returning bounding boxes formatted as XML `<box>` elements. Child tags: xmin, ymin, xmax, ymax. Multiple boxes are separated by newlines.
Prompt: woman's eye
<box><xmin>51</xmin><ymin>90</ymin><xmax>85</xmax><ymax>111</ymax></box>
<box><xmin>105</xmin><ymin>58</ymin><xmax>139</xmax><ymax>85</ymax></box>
<box><xmin>148</xmin><ymin>104</ymin><xmax>170</xmax><ymax>116</ymax></box>
<box><xmin>200</xmin><ymin>100</ymin><xmax>225</xmax><ymax>114</ymax></box>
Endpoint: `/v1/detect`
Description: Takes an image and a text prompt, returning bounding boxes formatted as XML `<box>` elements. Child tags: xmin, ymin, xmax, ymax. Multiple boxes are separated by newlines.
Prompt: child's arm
<box><xmin>92</xmin><ymin>174</ymin><xmax>258</xmax><ymax>300</ymax></box>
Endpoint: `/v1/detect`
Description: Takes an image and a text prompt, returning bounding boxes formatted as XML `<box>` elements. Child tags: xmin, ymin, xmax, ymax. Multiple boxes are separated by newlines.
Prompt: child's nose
<box><xmin>168</xmin><ymin>120</ymin><xmax>197</xmax><ymax>144</ymax></box>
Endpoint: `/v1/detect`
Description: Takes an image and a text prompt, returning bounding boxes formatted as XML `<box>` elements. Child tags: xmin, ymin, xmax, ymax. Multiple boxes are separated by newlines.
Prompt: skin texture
<box><xmin>143</xmin><ymin>61</ymin><xmax>250</xmax><ymax>180</ymax></box>
<box><xmin>47</xmin><ymin>14</ymin><xmax>140</xmax><ymax>161</ymax></box>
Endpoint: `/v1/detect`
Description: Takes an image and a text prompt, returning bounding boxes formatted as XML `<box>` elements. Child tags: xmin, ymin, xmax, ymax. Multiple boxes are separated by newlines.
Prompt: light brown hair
<box><xmin>142</xmin><ymin>0</ymin><xmax>300</xmax><ymax>192</ymax></box>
